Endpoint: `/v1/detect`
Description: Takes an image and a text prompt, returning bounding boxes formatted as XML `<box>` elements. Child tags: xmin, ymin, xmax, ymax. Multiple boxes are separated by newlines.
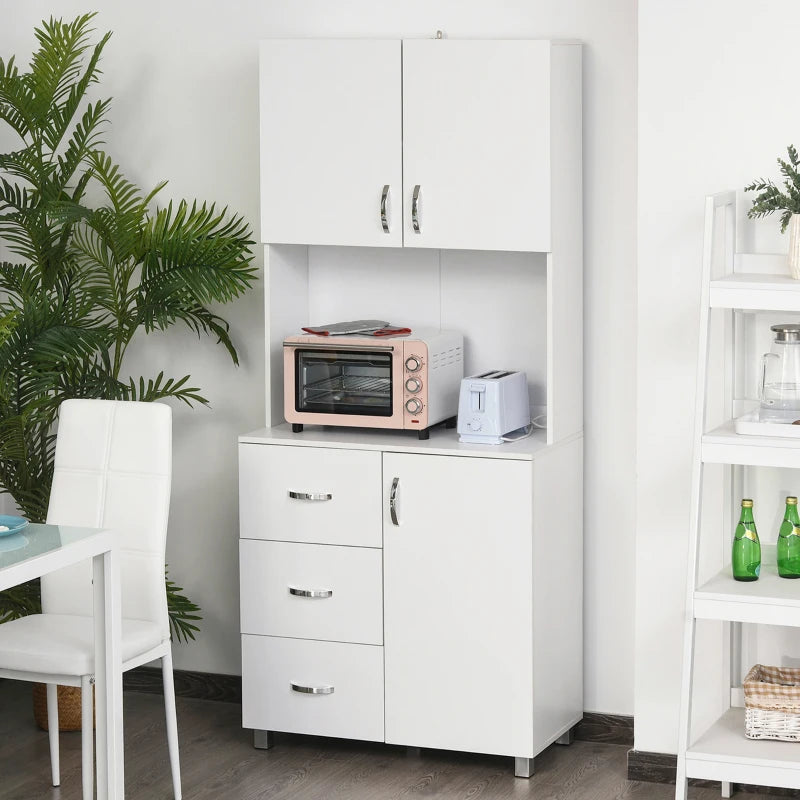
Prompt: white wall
<box><xmin>0</xmin><ymin>0</ymin><xmax>636</xmax><ymax>714</ymax></box>
<box><xmin>637</xmin><ymin>0</ymin><xmax>800</xmax><ymax>754</ymax></box>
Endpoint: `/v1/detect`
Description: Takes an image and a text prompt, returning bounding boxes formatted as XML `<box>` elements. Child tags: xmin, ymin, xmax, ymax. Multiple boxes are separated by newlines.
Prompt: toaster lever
<box><xmin>470</xmin><ymin>383</ymin><xmax>486</xmax><ymax>413</ymax></box>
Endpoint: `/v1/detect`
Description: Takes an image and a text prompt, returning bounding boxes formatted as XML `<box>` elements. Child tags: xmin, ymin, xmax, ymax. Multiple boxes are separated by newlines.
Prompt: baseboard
<box><xmin>574</xmin><ymin>712</ymin><xmax>633</xmax><ymax>746</ymax></box>
<box><xmin>124</xmin><ymin>666</ymin><xmax>241</xmax><ymax>704</ymax></box>
<box><xmin>627</xmin><ymin>750</ymin><xmax>800</xmax><ymax>796</ymax></box>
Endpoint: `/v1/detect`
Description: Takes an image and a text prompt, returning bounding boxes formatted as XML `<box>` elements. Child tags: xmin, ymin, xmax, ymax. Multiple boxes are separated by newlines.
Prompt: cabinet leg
<box><xmin>514</xmin><ymin>757</ymin><xmax>534</xmax><ymax>778</ymax></box>
<box><xmin>253</xmin><ymin>730</ymin><xmax>274</xmax><ymax>750</ymax></box>
<box><xmin>556</xmin><ymin>728</ymin><xmax>575</xmax><ymax>745</ymax></box>
<box><xmin>417</xmin><ymin>429</ymin><xmax>430</xmax><ymax>440</ymax></box>
<box><xmin>721</xmin><ymin>781</ymin><xmax>733</xmax><ymax>798</ymax></box>
<box><xmin>291</xmin><ymin>423</ymin><xmax>303</xmax><ymax>433</ymax></box>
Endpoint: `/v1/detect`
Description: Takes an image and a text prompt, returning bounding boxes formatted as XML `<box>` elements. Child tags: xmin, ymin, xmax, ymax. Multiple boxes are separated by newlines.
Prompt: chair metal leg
<box><xmin>81</xmin><ymin>676</ymin><xmax>93</xmax><ymax>800</ymax></box>
<box><xmin>162</xmin><ymin>650</ymin><xmax>182</xmax><ymax>799</ymax></box>
<box><xmin>46</xmin><ymin>684</ymin><xmax>60</xmax><ymax>786</ymax></box>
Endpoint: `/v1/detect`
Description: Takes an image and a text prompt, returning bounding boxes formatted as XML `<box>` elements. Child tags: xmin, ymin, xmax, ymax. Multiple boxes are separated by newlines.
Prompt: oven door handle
<box><xmin>282</xmin><ymin>342</ymin><xmax>395</xmax><ymax>352</ymax></box>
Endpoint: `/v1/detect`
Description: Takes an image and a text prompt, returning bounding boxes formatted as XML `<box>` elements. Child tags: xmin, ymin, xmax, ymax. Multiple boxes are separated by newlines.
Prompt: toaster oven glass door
<box><xmin>295</xmin><ymin>349</ymin><xmax>394</xmax><ymax>416</ymax></box>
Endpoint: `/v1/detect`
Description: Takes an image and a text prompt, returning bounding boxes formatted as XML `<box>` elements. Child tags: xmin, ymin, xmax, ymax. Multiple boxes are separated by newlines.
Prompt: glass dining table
<box><xmin>0</xmin><ymin>523</ymin><xmax>124</xmax><ymax>799</ymax></box>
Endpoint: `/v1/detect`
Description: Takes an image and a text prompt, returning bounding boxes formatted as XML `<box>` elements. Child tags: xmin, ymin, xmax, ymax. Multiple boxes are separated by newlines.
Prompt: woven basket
<box><xmin>744</xmin><ymin>664</ymin><xmax>800</xmax><ymax>741</ymax></box>
<box><xmin>32</xmin><ymin>683</ymin><xmax>95</xmax><ymax>732</ymax></box>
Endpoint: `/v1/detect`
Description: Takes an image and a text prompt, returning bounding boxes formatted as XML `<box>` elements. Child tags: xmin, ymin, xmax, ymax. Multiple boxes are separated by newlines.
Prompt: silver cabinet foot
<box><xmin>253</xmin><ymin>729</ymin><xmax>274</xmax><ymax>750</ymax></box>
<box><xmin>514</xmin><ymin>757</ymin><xmax>534</xmax><ymax>778</ymax></box>
<box><xmin>556</xmin><ymin>728</ymin><xmax>575</xmax><ymax>745</ymax></box>
<box><xmin>721</xmin><ymin>781</ymin><xmax>733</xmax><ymax>799</ymax></box>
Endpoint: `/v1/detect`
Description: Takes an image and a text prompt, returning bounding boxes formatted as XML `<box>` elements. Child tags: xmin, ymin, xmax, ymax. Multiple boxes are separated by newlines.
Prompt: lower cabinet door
<box><xmin>242</xmin><ymin>635</ymin><xmax>384</xmax><ymax>742</ymax></box>
<box><xmin>383</xmin><ymin>453</ymin><xmax>534</xmax><ymax>757</ymax></box>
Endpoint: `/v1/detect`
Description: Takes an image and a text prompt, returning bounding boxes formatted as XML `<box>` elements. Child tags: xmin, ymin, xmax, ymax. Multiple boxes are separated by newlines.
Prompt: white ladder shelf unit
<box><xmin>677</xmin><ymin>191</ymin><xmax>800</xmax><ymax>798</ymax></box>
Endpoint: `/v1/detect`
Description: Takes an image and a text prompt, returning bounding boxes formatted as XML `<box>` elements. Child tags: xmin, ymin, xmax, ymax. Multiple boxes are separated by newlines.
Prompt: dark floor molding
<box><xmin>627</xmin><ymin>750</ymin><xmax>800</xmax><ymax>796</ymax></box>
<box><xmin>124</xmin><ymin>666</ymin><xmax>242</xmax><ymax>704</ymax></box>
<box><xmin>574</xmin><ymin>712</ymin><xmax>633</xmax><ymax>746</ymax></box>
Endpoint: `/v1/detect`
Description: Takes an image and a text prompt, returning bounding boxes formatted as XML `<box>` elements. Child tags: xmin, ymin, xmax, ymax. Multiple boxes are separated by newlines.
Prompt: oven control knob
<box><xmin>405</xmin><ymin>377</ymin><xmax>422</xmax><ymax>394</ymax></box>
<box><xmin>405</xmin><ymin>398</ymin><xmax>423</xmax><ymax>415</ymax></box>
<box><xmin>469</xmin><ymin>419</ymin><xmax>482</xmax><ymax>431</ymax></box>
<box><xmin>405</xmin><ymin>355</ymin><xmax>422</xmax><ymax>372</ymax></box>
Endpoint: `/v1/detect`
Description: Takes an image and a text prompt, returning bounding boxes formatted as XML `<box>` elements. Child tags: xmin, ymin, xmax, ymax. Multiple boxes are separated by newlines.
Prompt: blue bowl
<box><xmin>0</xmin><ymin>515</ymin><xmax>28</xmax><ymax>537</ymax></box>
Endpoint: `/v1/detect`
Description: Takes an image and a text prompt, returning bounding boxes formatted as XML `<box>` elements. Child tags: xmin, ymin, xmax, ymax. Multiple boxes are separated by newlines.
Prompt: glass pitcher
<box><xmin>760</xmin><ymin>323</ymin><xmax>800</xmax><ymax>421</ymax></box>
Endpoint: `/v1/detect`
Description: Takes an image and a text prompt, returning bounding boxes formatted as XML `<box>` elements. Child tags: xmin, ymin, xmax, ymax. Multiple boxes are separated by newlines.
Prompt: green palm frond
<box><xmin>0</xmin><ymin>13</ymin><xmax>258</xmax><ymax>637</ymax></box>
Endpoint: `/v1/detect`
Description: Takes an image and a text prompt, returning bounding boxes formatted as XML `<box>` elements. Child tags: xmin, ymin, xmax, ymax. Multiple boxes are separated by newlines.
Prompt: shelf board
<box><xmin>695</xmin><ymin>548</ymin><xmax>800</xmax><ymax>626</ymax></box>
<box><xmin>710</xmin><ymin>272</ymin><xmax>800</xmax><ymax>312</ymax></box>
<box><xmin>686</xmin><ymin>708</ymin><xmax>800</xmax><ymax>788</ymax></box>
<box><xmin>238</xmin><ymin>422</ymin><xmax>568</xmax><ymax>461</ymax></box>
<box><xmin>702</xmin><ymin>420</ymin><xmax>800</xmax><ymax>468</ymax></box>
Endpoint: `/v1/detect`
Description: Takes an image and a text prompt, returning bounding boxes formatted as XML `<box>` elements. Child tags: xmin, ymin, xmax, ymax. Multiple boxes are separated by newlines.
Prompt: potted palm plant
<box><xmin>745</xmin><ymin>144</ymin><xmax>800</xmax><ymax>279</ymax></box>
<box><xmin>0</xmin><ymin>13</ymin><xmax>256</xmax><ymax>654</ymax></box>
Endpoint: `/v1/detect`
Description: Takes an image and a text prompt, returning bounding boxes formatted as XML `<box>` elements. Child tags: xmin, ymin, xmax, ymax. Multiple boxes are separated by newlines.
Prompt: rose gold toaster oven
<box><xmin>283</xmin><ymin>329</ymin><xmax>463</xmax><ymax>439</ymax></box>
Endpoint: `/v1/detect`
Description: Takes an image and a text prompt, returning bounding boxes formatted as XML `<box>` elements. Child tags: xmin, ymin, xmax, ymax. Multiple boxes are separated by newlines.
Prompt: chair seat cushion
<box><xmin>0</xmin><ymin>614</ymin><xmax>164</xmax><ymax>676</ymax></box>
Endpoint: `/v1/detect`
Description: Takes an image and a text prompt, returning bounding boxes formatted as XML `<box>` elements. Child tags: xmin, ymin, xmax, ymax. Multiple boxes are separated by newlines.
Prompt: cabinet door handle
<box><xmin>291</xmin><ymin>682</ymin><xmax>334</xmax><ymax>695</ymax></box>
<box><xmin>381</xmin><ymin>184</ymin><xmax>391</xmax><ymax>233</ymax></box>
<box><xmin>390</xmin><ymin>476</ymin><xmax>400</xmax><ymax>526</ymax></box>
<box><xmin>288</xmin><ymin>586</ymin><xmax>333</xmax><ymax>599</ymax></box>
<box><xmin>411</xmin><ymin>185</ymin><xmax>422</xmax><ymax>233</ymax></box>
<box><xmin>288</xmin><ymin>491</ymin><xmax>332</xmax><ymax>501</ymax></box>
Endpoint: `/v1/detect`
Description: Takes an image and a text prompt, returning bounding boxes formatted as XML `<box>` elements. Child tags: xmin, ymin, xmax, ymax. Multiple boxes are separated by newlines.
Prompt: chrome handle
<box><xmin>390</xmin><ymin>477</ymin><xmax>400</xmax><ymax>526</ymax></box>
<box><xmin>289</xmin><ymin>586</ymin><xmax>333</xmax><ymax>599</ymax></box>
<box><xmin>288</xmin><ymin>491</ymin><xmax>332</xmax><ymax>502</ymax></box>
<box><xmin>291</xmin><ymin>682</ymin><xmax>334</xmax><ymax>695</ymax></box>
<box><xmin>381</xmin><ymin>184</ymin><xmax>390</xmax><ymax>233</ymax></box>
<box><xmin>412</xmin><ymin>185</ymin><xmax>421</xmax><ymax>233</ymax></box>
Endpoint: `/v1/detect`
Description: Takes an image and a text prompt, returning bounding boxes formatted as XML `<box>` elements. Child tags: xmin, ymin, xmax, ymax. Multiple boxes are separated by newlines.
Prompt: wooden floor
<box><xmin>0</xmin><ymin>679</ymin><xmax>780</xmax><ymax>799</ymax></box>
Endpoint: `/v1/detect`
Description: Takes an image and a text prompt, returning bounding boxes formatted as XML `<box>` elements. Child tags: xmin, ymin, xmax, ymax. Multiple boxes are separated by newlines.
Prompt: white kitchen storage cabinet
<box><xmin>242</xmin><ymin>35</ymin><xmax>583</xmax><ymax>778</ymax></box>
<box><xmin>259</xmin><ymin>38</ymin><xmax>573</xmax><ymax>252</ymax></box>
<box><xmin>239</xmin><ymin>433</ymin><xmax>583</xmax><ymax>775</ymax></box>
<box><xmin>676</xmin><ymin>192</ymin><xmax>800</xmax><ymax>798</ymax></box>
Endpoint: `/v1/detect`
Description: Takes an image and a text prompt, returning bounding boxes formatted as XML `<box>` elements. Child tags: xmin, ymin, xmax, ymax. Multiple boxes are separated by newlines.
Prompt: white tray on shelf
<box><xmin>735</xmin><ymin>411</ymin><xmax>800</xmax><ymax>438</ymax></box>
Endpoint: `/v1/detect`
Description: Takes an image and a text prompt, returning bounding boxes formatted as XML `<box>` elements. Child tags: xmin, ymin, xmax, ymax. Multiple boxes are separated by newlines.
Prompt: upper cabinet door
<box><xmin>403</xmin><ymin>40</ymin><xmax>552</xmax><ymax>252</ymax></box>
<box><xmin>260</xmin><ymin>40</ymin><xmax>402</xmax><ymax>247</ymax></box>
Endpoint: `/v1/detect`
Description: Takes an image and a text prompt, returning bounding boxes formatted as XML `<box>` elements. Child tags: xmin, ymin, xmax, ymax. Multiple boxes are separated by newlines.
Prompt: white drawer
<box><xmin>240</xmin><ymin>540</ymin><xmax>383</xmax><ymax>644</ymax></box>
<box><xmin>241</xmin><ymin>635</ymin><xmax>384</xmax><ymax>742</ymax></box>
<box><xmin>239</xmin><ymin>444</ymin><xmax>382</xmax><ymax>547</ymax></box>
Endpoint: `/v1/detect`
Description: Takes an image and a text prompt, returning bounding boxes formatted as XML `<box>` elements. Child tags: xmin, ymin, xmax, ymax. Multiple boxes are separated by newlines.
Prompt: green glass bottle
<box><xmin>778</xmin><ymin>496</ymin><xmax>800</xmax><ymax>578</ymax></box>
<box><xmin>732</xmin><ymin>499</ymin><xmax>760</xmax><ymax>581</ymax></box>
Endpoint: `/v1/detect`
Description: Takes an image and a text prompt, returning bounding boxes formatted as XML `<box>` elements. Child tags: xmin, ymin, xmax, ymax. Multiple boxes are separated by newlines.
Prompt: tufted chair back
<box><xmin>41</xmin><ymin>399</ymin><xmax>172</xmax><ymax>640</ymax></box>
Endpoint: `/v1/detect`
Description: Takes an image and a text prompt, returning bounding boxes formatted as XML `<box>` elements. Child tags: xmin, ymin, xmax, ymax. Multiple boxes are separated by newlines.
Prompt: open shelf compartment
<box><xmin>687</xmin><ymin>708</ymin><xmax>800</xmax><ymax>789</ymax></box>
<box><xmin>694</xmin><ymin>547</ymin><xmax>800</xmax><ymax>626</ymax></box>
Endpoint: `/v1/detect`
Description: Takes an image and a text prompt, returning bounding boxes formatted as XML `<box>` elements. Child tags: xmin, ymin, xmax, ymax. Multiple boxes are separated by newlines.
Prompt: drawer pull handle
<box><xmin>291</xmin><ymin>682</ymin><xmax>334</xmax><ymax>695</ymax></box>
<box><xmin>390</xmin><ymin>477</ymin><xmax>400</xmax><ymax>526</ymax></box>
<box><xmin>288</xmin><ymin>491</ymin><xmax>332</xmax><ymax>502</ymax></box>
<box><xmin>288</xmin><ymin>587</ymin><xmax>333</xmax><ymax>599</ymax></box>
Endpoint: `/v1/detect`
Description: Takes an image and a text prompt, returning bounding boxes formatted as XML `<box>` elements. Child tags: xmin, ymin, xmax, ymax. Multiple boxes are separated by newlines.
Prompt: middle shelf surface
<box><xmin>703</xmin><ymin>420</ymin><xmax>800</xmax><ymax>468</ymax></box>
<box><xmin>687</xmin><ymin>708</ymin><xmax>800</xmax><ymax>789</ymax></box>
<box><xmin>695</xmin><ymin>547</ymin><xmax>800</xmax><ymax>626</ymax></box>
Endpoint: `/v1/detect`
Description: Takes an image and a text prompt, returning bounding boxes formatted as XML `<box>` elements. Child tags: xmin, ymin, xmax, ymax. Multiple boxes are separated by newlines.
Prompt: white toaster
<box><xmin>457</xmin><ymin>370</ymin><xmax>531</xmax><ymax>444</ymax></box>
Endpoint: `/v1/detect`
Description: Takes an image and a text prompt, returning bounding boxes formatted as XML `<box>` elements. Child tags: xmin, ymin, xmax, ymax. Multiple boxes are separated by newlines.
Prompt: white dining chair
<box><xmin>0</xmin><ymin>399</ymin><xmax>181</xmax><ymax>799</ymax></box>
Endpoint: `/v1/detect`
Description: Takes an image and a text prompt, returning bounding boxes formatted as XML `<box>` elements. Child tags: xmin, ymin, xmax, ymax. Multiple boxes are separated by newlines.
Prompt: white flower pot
<box><xmin>789</xmin><ymin>213</ymin><xmax>800</xmax><ymax>280</ymax></box>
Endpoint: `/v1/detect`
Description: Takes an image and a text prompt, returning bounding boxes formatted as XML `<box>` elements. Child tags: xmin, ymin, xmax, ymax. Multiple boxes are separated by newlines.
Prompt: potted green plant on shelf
<box><xmin>0</xmin><ymin>13</ymin><xmax>256</xmax><ymax>649</ymax></box>
<box><xmin>745</xmin><ymin>144</ymin><xmax>800</xmax><ymax>279</ymax></box>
